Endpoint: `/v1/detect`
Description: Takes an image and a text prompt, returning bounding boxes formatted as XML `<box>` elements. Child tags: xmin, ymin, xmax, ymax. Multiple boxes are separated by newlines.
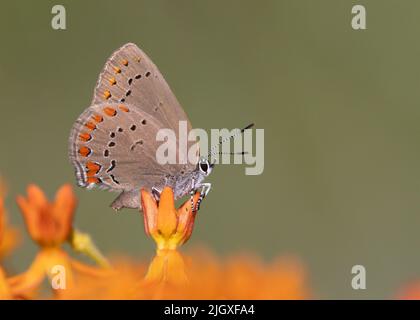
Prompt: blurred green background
<box><xmin>1</xmin><ymin>0</ymin><xmax>420</xmax><ymax>299</ymax></box>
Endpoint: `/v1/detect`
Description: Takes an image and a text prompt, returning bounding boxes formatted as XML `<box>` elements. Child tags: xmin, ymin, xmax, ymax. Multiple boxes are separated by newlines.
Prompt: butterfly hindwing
<box><xmin>69</xmin><ymin>102</ymin><xmax>168</xmax><ymax>191</ymax></box>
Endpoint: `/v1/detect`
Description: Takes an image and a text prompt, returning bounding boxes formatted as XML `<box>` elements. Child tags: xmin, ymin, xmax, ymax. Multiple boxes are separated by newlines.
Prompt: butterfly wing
<box><xmin>69</xmin><ymin>43</ymin><xmax>199</xmax><ymax>197</ymax></box>
<box><xmin>91</xmin><ymin>42</ymin><xmax>199</xmax><ymax>170</ymax></box>
<box><xmin>69</xmin><ymin>102</ymin><xmax>169</xmax><ymax>192</ymax></box>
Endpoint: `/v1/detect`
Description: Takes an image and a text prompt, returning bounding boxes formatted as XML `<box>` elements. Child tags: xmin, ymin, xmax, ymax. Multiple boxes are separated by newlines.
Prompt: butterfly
<box><xmin>68</xmin><ymin>43</ymin><xmax>213</xmax><ymax>212</ymax></box>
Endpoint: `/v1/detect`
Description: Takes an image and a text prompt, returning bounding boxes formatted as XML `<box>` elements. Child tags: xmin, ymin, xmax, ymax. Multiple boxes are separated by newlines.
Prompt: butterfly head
<box><xmin>198</xmin><ymin>157</ymin><xmax>214</xmax><ymax>177</ymax></box>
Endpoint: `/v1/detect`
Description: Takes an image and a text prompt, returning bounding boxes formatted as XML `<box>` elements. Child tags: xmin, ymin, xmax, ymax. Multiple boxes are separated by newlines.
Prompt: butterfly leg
<box><xmin>190</xmin><ymin>178</ymin><xmax>196</xmax><ymax>211</ymax></box>
<box><xmin>151</xmin><ymin>187</ymin><xmax>161</xmax><ymax>202</ymax></box>
<box><xmin>193</xmin><ymin>183</ymin><xmax>212</xmax><ymax>213</ymax></box>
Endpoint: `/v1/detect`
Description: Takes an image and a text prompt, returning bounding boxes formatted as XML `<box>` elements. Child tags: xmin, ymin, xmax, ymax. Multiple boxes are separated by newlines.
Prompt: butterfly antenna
<box><xmin>217</xmin><ymin>151</ymin><xmax>248</xmax><ymax>155</ymax></box>
<box><xmin>206</xmin><ymin>123</ymin><xmax>254</xmax><ymax>161</ymax></box>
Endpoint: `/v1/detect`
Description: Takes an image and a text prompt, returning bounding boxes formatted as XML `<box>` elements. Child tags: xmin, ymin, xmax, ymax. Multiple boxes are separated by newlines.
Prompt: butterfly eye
<box><xmin>199</xmin><ymin>162</ymin><xmax>208</xmax><ymax>174</ymax></box>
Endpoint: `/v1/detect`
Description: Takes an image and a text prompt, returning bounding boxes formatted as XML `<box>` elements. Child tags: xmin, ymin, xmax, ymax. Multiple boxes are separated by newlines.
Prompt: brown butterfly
<box><xmin>68</xmin><ymin>43</ymin><xmax>212</xmax><ymax>212</ymax></box>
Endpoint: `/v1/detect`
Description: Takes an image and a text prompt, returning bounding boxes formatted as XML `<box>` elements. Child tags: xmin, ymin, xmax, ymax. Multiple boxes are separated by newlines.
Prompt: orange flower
<box><xmin>141</xmin><ymin>187</ymin><xmax>200</xmax><ymax>250</ymax></box>
<box><xmin>140</xmin><ymin>187</ymin><xmax>200</xmax><ymax>285</ymax></box>
<box><xmin>9</xmin><ymin>184</ymin><xmax>111</xmax><ymax>297</ymax></box>
<box><xmin>16</xmin><ymin>184</ymin><xmax>76</xmax><ymax>247</ymax></box>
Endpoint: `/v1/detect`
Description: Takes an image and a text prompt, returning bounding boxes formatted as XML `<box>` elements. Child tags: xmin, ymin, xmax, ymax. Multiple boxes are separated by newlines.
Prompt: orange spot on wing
<box><xmin>118</xmin><ymin>105</ymin><xmax>129</xmax><ymax>112</ymax></box>
<box><xmin>109</xmin><ymin>77</ymin><xmax>116</xmax><ymax>85</ymax></box>
<box><xmin>122</xmin><ymin>59</ymin><xmax>128</xmax><ymax>66</ymax></box>
<box><xmin>86</xmin><ymin>162</ymin><xmax>101</xmax><ymax>173</ymax></box>
<box><xmin>79</xmin><ymin>133</ymin><xmax>91</xmax><ymax>142</ymax></box>
<box><xmin>86</xmin><ymin>177</ymin><xmax>100</xmax><ymax>184</ymax></box>
<box><xmin>103</xmin><ymin>107</ymin><xmax>117</xmax><ymax>117</ymax></box>
<box><xmin>91</xmin><ymin>114</ymin><xmax>103</xmax><ymax>123</ymax></box>
<box><xmin>104</xmin><ymin>90</ymin><xmax>111</xmax><ymax>99</ymax></box>
<box><xmin>78</xmin><ymin>146</ymin><xmax>91</xmax><ymax>157</ymax></box>
<box><xmin>86</xmin><ymin>170</ymin><xmax>97</xmax><ymax>177</ymax></box>
<box><xmin>84</xmin><ymin>122</ymin><xmax>96</xmax><ymax>131</ymax></box>
<box><xmin>113</xmin><ymin>66</ymin><xmax>121</xmax><ymax>74</ymax></box>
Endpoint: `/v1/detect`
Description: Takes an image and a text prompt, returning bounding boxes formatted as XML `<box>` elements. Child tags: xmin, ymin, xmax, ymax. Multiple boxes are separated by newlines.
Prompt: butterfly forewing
<box><xmin>92</xmin><ymin>43</ymin><xmax>189</xmax><ymax>131</ymax></box>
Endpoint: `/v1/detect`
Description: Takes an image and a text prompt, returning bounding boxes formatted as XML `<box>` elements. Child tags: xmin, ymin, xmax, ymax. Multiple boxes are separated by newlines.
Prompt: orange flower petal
<box><xmin>176</xmin><ymin>192</ymin><xmax>200</xmax><ymax>245</ymax></box>
<box><xmin>156</xmin><ymin>187</ymin><xmax>178</xmax><ymax>238</ymax></box>
<box><xmin>27</xmin><ymin>184</ymin><xmax>48</xmax><ymax>210</ymax></box>
<box><xmin>16</xmin><ymin>194</ymin><xmax>41</xmax><ymax>243</ymax></box>
<box><xmin>140</xmin><ymin>189</ymin><xmax>158</xmax><ymax>236</ymax></box>
<box><xmin>53</xmin><ymin>184</ymin><xmax>76</xmax><ymax>241</ymax></box>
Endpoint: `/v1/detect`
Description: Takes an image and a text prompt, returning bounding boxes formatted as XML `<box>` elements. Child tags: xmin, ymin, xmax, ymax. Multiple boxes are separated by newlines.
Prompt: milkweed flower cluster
<box><xmin>0</xmin><ymin>181</ymin><xmax>311</xmax><ymax>299</ymax></box>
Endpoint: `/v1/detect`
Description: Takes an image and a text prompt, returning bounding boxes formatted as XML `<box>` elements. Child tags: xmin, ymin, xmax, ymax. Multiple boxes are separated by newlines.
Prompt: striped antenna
<box><xmin>206</xmin><ymin>123</ymin><xmax>254</xmax><ymax>160</ymax></box>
